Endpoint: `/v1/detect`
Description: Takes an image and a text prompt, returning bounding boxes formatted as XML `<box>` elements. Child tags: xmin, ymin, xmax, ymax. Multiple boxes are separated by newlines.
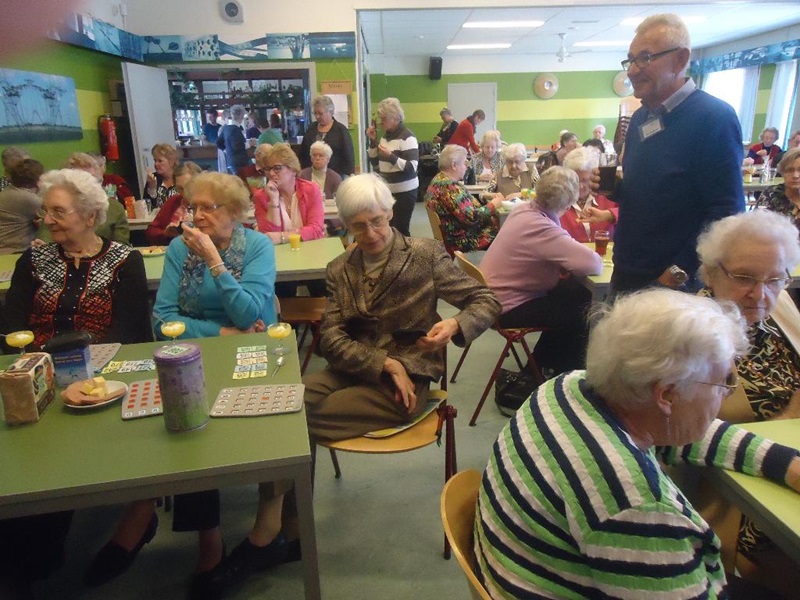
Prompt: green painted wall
<box><xmin>314</xmin><ymin>59</ymin><xmax>361</xmax><ymax>171</ymax></box>
<box><xmin>370</xmin><ymin>71</ymin><xmax>623</xmax><ymax>148</ymax></box>
<box><xmin>752</xmin><ymin>63</ymin><xmax>776</xmax><ymax>142</ymax></box>
<box><xmin>1</xmin><ymin>42</ymin><xmax>121</xmax><ymax>170</ymax></box>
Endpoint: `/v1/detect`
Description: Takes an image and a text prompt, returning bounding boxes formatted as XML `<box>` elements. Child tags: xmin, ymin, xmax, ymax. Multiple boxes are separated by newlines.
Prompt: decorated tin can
<box><xmin>153</xmin><ymin>343</ymin><xmax>208</xmax><ymax>433</ymax></box>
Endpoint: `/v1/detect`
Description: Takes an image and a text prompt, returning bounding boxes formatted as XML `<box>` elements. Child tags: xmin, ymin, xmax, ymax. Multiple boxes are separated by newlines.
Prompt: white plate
<box><xmin>140</xmin><ymin>247</ymin><xmax>166</xmax><ymax>257</ymax></box>
<box><xmin>501</xmin><ymin>199</ymin><xmax>525</xmax><ymax>211</ymax></box>
<box><xmin>62</xmin><ymin>380</ymin><xmax>128</xmax><ymax>410</ymax></box>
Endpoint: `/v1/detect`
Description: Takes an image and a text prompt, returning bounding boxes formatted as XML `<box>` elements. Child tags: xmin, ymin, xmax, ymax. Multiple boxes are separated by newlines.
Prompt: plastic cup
<box><xmin>594</xmin><ymin>230</ymin><xmax>610</xmax><ymax>257</ymax></box>
<box><xmin>288</xmin><ymin>233</ymin><xmax>301</xmax><ymax>250</ymax></box>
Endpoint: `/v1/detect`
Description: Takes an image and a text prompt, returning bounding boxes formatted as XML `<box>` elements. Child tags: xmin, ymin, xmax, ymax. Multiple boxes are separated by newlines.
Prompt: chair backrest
<box><xmin>453</xmin><ymin>251</ymin><xmax>488</xmax><ymax>287</ymax></box>
<box><xmin>425</xmin><ymin>205</ymin><xmax>446</xmax><ymax>244</ymax></box>
<box><xmin>440</xmin><ymin>469</ymin><xmax>492</xmax><ymax>600</ymax></box>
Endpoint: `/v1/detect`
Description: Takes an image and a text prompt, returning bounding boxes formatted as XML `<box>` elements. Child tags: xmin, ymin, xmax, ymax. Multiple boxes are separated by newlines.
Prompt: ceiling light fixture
<box><xmin>621</xmin><ymin>15</ymin><xmax>707</xmax><ymax>27</ymax></box>
<box><xmin>574</xmin><ymin>40</ymin><xmax>630</xmax><ymax>47</ymax></box>
<box><xmin>462</xmin><ymin>20</ymin><xmax>544</xmax><ymax>29</ymax></box>
<box><xmin>447</xmin><ymin>43</ymin><xmax>512</xmax><ymax>50</ymax></box>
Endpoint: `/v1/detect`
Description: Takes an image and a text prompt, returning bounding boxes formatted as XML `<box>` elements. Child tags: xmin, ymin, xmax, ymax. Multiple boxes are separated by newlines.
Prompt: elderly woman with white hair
<box><xmin>746</xmin><ymin>126</ymin><xmax>781</xmax><ymax>166</ymax></box>
<box><xmin>469</xmin><ymin>130</ymin><xmax>503</xmax><ymax>183</ymax></box>
<box><xmin>592</xmin><ymin>123</ymin><xmax>615</xmax><ymax>154</ymax></box>
<box><xmin>5</xmin><ymin>168</ymin><xmax>150</xmax><ymax>347</ymax></box>
<box><xmin>482</xmin><ymin>166</ymin><xmax>602</xmax><ymax>375</ymax></box>
<box><xmin>299</xmin><ymin>140</ymin><xmax>343</xmax><ymax>199</ymax></box>
<box><xmin>366</xmin><ymin>97</ymin><xmax>419</xmax><ymax>236</ymax></box>
<box><xmin>476</xmin><ymin>288</ymin><xmax>800</xmax><ymax>599</ymax></box>
<box><xmin>217</xmin><ymin>173</ymin><xmax>501</xmax><ymax>592</ymax></box>
<box><xmin>696</xmin><ymin>209</ymin><xmax>800</xmax><ymax>589</ymax></box>
<box><xmin>560</xmin><ymin>146</ymin><xmax>619</xmax><ymax>243</ymax></box>
<box><xmin>425</xmin><ymin>144</ymin><xmax>502</xmax><ymax>254</ymax></box>
<box><xmin>299</xmin><ymin>95</ymin><xmax>355</xmax><ymax>176</ymax></box>
<box><xmin>755</xmin><ymin>147</ymin><xmax>800</xmax><ymax>231</ymax></box>
<box><xmin>486</xmin><ymin>142</ymin><xmax>538</xmax><ymax>199</ymax></box>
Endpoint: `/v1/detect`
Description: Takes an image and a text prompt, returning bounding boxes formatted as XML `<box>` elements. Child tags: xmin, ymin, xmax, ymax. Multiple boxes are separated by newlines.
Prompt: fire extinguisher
<box><xmin>98</xmin><ymin>114</ymin><xmax>120</xmax><ymax>161</ymax></box>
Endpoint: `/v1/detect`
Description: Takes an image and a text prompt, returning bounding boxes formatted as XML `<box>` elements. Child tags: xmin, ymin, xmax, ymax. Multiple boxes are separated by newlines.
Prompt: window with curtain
<box><xmin>765</xmin><ymin>59</ymin><xmax>799</xmax><ymax>145</ymax></box>
<box><xmin>702</xmin><ymin>66</ymin><xmax>759</xmax><ymax>143</ymax></box>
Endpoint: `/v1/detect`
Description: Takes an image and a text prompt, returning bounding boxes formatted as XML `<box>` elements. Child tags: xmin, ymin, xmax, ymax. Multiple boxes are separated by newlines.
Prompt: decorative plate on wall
<box><xmin>533</xmin><ymin>73</ymin><xmax>559</xmax><ymax>99</ymax></box>
<box><xmin>613</xmin><ymin>71</ymin><xmax>634</xmax><ymax>97</ymax></box>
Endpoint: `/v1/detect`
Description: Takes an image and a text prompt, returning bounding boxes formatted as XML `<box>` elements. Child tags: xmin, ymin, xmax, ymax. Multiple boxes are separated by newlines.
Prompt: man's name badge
<box><xmin>639</xmin><ymin>116</ymin><xmax>664</xmax><ymax>141</ymax></box>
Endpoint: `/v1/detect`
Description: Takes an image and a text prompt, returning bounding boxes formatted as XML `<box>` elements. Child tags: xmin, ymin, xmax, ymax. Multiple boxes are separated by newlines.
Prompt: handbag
<box><xmin>494</xmin><ymin>368</ymin><xmax>540</xmax><ymax>417</ymax></box>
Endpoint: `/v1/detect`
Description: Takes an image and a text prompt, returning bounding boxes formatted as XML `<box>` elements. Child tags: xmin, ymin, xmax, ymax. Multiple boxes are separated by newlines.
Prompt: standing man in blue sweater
<box><xmin>602</xmin><ymin>14</ymin><xmax>744</xmax><ymax>295</ymax></box>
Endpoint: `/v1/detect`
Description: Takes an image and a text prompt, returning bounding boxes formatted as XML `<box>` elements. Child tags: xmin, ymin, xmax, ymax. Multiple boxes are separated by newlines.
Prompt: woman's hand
<box><xmin>488</xmin><ymin>196</ymin><xmax>504</xmax><ymax>210</ymax></box>
<box><xmin>504</xmin><ymin>191</ymin><xmax>522</xmax><ymax>200</ymax></box>
<box><xmin>383</xmin><ymin>357</ymin><xmax>417</xmax><ymax>413</ymax></box>
<box><xmin>757</xmin><ymin>149</ymin><xmax>768</xmax><ymax>157</ymax></box>
<box><xmin>417</xmin><ymin>318</ymin><xmax>460</xmax><ymax>353</ymax></box>
<box><xmin>219</xmin><ymin>320</ymin><xmax>264</xmax><ymax>336</ymax></box>
<box><xmin>265</xmin><ymin>181</ymin><xmax>280</xmax><ymax>204</ymax></box>
<box><xmin>376</xmin><ymin>143</ymin><xmax>394</xmax><ymax>161</ymax></box>
<box><xmin>145</xmin><ymin>170</ymin><xmax>157</xmax><ymax>192</ymax></box>
<box><xmin>182</xmin><ymin>225</ymin><xmax>222</xmax><ymax>267</ymax></box>
<box><xmin>579</xmin><ymin>207</ymin><xmax>615</xmax><ymax>224</ymax></box>
<box><xmin>589</xmin><ymin>168</ymin><xmax>601</xmax><ymax>193</ymax></box>
<box><xmin>366</xmin><ymin>125</ymin><xmax>377</xmax><ymax>143</ymax></box>
<box><xmin>478</xmin><ymin>171</ymin><xmax>493</xmax><ymax>182</ymax></box>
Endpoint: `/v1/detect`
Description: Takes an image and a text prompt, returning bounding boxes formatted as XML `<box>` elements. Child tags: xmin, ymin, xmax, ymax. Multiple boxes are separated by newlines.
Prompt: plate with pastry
<box><xmin>140</xmin><ymin>246</ymin><xmax>166</xmax><ymax>257</ymax></box>
<box><xmin>62</xmin><ymin>378</ymin><xmax>128</xmax><ymax>409</ymax></box>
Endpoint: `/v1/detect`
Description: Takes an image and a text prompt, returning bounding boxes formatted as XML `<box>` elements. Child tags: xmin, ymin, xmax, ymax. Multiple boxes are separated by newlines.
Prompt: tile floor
<box><xmin>33</xmin><ymin>201</ymin><xmax>527</xmax><ymax>600</ymax></box>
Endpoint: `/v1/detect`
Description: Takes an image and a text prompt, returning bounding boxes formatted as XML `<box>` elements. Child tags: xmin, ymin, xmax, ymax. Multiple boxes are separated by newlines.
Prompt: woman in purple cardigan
<box><xmin>481</xmin><ymin>166</ymin><xmax>603</xmax><ymax>375</ymax></box>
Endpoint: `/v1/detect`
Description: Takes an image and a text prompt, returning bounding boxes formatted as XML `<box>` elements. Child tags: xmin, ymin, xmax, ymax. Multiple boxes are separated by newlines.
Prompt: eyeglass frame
<box><xmin>347</xmin><ymin>214</ymin><xmax>390</xmax><ymax>235</ymax></box>
<box><xmin>693</xmin><ymin>371</ymin><xmax>739</xmax><ymax>398</ymax></box>
<box><xmin>267</xmin><ymin>164</ymin><xmax>288</xmax><ymax>174</ymax></box>
<box><xmin>186</xmin><ymin>202</ymin><xmax>221</xmax><ymax>215</ymax></box>
<box><xmin>37</xmin><ymin>207</ymin><xmax>77</xmax><ymax>221</ymax></box>
<box><xmin>717</xmin><ymin>262</ymin><xmax>791</xmax><ymax>293</ymax></box>
<box><xmin>621</xmin><ymin>47</ymin><xmax>681</xmax><ymax>71</ymax></box>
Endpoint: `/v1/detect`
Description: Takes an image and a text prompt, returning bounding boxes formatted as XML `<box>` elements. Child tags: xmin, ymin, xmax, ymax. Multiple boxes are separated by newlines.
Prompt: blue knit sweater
<box><xmin>614</xmin><ymin>90</ymin><xmax>744</xmax><ymax>278</ymax></box>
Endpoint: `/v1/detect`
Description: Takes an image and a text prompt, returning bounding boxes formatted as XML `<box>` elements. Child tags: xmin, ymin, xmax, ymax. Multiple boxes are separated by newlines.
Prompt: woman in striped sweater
<box><xmin>475</xmin><ymin>289</ymin><xmax>800</xmax><ymax>599</ymax></box>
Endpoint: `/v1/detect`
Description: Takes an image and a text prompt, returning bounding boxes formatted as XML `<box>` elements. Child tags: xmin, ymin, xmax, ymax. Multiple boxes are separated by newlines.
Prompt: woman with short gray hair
<box><xmin>366</xmin><ymin>97</ymin><xmax>419</xmax><ymax>236</ymax></box>
<box><xmin>481</xmin><ymin>166</ymin><xmax>602</xmax><ymax>375</ymax></box>
<box><xmin>487</xmin><ymin>142</ymin><xmax>538</xmax><ymax>199</ymax></box>
<box><xmin>298</xmin><ymin>94</ymin><xmax>355</xmax><ymax>176</ymax></box>
<box><xmin>470</xmin><ymin>130</ymin><xmax>503</xmax><ymax>183</ymax></box>
<box><xmin>425</xmin><ymin>144</ymin><xmax>502</xmax><ymax>254</ymax></box>
<box><xmin>756</xmin><ymin>147</ymin><xmax>800</xmax><ymax>231</ymax></box>
<box><xmin>299</xmin><ymin>140</ymin><xmax>342</xmax><ymax>199</ymax></box>
<box><xmin>747</xmin><ymin>126</ymin><xmax>781</xmax><ymax>166</ymax></box>
<box><xmin>476</xmin><ymin>287</ymin><xmax>800</xmax><ymax>598</ymax></box>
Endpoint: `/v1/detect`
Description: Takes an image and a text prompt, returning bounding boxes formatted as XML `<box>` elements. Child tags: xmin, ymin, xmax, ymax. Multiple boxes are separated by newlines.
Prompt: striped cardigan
<box><xmin>475</xmin><ymin>370</ymin><xmax>798</xmax><ymax>599</ymax></box>
<box><xmin>368</xmin><ymin>123</ymin><xmax>419</xmax><ymax>194</ymax></box>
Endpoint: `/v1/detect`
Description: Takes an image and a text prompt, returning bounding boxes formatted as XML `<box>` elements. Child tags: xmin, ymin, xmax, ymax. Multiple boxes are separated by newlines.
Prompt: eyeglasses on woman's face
<box><xmin>38</xmin><ymin>207</ymin><xmax>77</xmax><ymax>221</ymax></box>
<box><xmin>348</xmin><ymin>214</ymin><xmax>389</xmax><ymax>235</ymax></box>
<box><xmin>186</xmin><ymin>203</ymin><xmax>220</xmax><ymax>215</ymax></box>
<box><xmin>717</xmin><ymin>263</ymin><xmax>791</xmax><ymax>294</ymax></box>
<box><xmin>267</xmin><ymin>164</ymin><xmax>287</xmax><ymax>174</ymax></box>
<box><xmin>694</xmin><ymin>371</ymin><xmax>739</xmax><ymax>398</ymax></box>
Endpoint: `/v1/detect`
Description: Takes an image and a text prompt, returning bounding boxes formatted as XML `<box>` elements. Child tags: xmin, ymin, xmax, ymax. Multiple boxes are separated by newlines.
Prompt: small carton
<box><xmin>0</xmin><ymin>352</ymin><xmax>55</xmax><ymax>425</ymax></box>
<box><xmin>42</xmin><ymin>331</ymin><xmax>93</xmax><ymax>388</ymax></box>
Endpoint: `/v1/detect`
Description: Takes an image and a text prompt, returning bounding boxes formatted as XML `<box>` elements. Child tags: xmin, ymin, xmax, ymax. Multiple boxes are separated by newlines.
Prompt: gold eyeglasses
<box><xmin>37</xmin><ymin>207</ymin><xmax>76</xmax><ymax>221</ymax></box>
<box><xmin>718</xmin><ymin>263</ymin><xmax>791</xmax><ymax>294</ymax></box>
<box><xmin>348</xmin><ymin>215</ymin><xmax>389</xmax><ymax>235</ymax></box>
<box><xmin>694</xmin><ymin>371</ymin><xmax>739</xmax><ymax>398</ymax></box>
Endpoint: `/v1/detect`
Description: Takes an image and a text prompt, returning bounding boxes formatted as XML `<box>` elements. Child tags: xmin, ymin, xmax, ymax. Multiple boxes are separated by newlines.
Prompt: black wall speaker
<box><xmin>429</xmin><ymin>57</ymin><xmax>443</xmax><ymax>80</ymax></box>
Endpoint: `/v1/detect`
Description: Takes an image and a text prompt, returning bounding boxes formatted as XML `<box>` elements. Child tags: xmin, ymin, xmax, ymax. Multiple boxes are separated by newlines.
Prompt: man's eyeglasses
<box><xmin>621</xmin><ymin>47</ymin><xmax>681</xmax><ymax>71</ymax></box>
<box><xmin>348</xmin><ymin>215</ymin><xmax>389</xmax><ymax>235</ymax></box>
<box><xmin>694</xmin><ymin>371</ymin><xmax>739</xmax><ymax>398</ymax></box>
<box><xmin>718</xmin><ymin>263</ymin><xmax>791</xmax><ymax>294</ymax></box>
<box><xmin>37</xmin><ymin>207</ymin><xmax>76</xmax><ymax>221</ymax></box>
<box><xmin>186</xmin><ymin>203</ymin><xmax>220</xmax><ymax>215</ymax></box>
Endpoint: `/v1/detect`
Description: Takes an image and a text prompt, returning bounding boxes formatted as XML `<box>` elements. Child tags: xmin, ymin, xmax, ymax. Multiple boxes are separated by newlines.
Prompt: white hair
<box><xmin>438</xmin><ymin>144</ymin><xmax>467</xmax><ymax>170</ymax></box>
<box><xmin>335</xmin><ymin>173</ymin><xmax>395</xmax><ymax>223</ymax></box>
<box><xmin>38</xmin><ymin>169</ymin><xmax>109</xmax><ymax>225</ymax></box>
<box><xmin>696</xmin><ymin>210</ymin><xmax>800</xmax><ymax>283</ymax></box>
<box><xmin>376</xmin><ymin>97</ymin><xmax>404</xmax><ymax>123</ymax></box>
<box><xmin>312</xmin><ymin>95</ymin><xmax>335</xmax><ymax>114</ymax></box>
<box><xmin>594</xmin><ymin>124</ymin><xmax>606</xmax><ymax>136</ymax></box>
<box><xmin>586</xmin><ymin>289</ymin><xmax>749</xmax><ymax>410</ymax></box>
<box><xmin>502</xmin><ymin>143</ymin><xmax>527</xmax><ymax>164</ymax></box>
<box><xmin>636</xmin><ymin>14</ymin><xmax>691</xmax><ymax>49</ymax></box>
<box><xmin>534</xmin><ymin>166</ymin><xmax>579</xmax><ymax>213</ymax></box>
<box><xmin>563</xmin><ymin>147</ymin><xmax>600</xmax><ymax>172</ymax></box>
<box><xmin>310</xmin><ymin>141</ymin><xmax>333</xmax><ymax>160</ymax></box>
<box><xmin>230</xmin><ymin>104</ymin><xmax>246</xmax><ymax>120</ymax></box>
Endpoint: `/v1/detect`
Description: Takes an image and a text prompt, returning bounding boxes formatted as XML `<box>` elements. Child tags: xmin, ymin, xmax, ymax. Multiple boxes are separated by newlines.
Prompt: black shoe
<box><xmin>84</xmin><ymin>514</ymin><xmax>158</xmax><ymax>587</ymax></box>
<box><xmin>226</xmin><ymin>534</ymin><xmax>289</xmax><ymax>580</ymax></box>
<box><xmin>285</xmin><ymin>539</ymin><xmax>302</xmax><ymax>563</ymax></box>
<box><xmin>188</xmin><ymin>559</ymin><xmax>228</xmax><ymax>600</ymax></box>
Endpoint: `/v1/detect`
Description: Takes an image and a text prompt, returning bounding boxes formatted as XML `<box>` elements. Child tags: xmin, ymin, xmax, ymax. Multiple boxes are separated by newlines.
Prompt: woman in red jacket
<box><xmin>447</xmin><ymin>109</ymin><xmax>484</xmax><ymax>154</ymax></box>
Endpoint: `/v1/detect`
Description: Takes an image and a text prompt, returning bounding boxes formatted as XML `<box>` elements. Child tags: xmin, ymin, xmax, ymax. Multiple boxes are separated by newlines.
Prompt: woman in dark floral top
<box><xmin>756</xmin><ymin>147</ymin><xmax>800</xmax><ymax>231</ymax></box>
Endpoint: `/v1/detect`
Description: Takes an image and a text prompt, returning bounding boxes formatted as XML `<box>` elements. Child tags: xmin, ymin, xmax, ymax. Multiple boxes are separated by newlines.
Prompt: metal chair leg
<box><xmin>469</xmin><ymin>339</ymin><xmax>514</xmax><ymax>426</ymax></box>
<box><xmin>449</xmin><ymin>343</ymin><xmax>472</xmax><ymax>383</ymax></box>
<box><xmin>329</xmin><ymin>448</ymin><xmax>342</xmax><ymax>479</ymax></box>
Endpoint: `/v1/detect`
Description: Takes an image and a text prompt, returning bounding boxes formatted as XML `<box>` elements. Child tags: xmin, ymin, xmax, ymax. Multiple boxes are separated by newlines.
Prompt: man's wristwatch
<box><xmin>668</xmin><ymin>265</ymin><xmax>689</xmax><ymax>286</ymax></box>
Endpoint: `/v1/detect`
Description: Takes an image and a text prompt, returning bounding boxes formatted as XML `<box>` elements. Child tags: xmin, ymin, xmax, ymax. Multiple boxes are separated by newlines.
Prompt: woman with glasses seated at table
<box><xmin>84</xmin><ymin>171</ymin><xmax>277</xmax><ymax>599</ymax></box>
<box><xmin>145</xmin><ymin>161</ymin><xmax>203</xmax><ymax>245</ymax></box>
<box><xmin>0</xmin><ymin>169</ymin><xmax>150</xmax><ymax>596</ymax></box>
<box><xmin>425</xmin><ymin>144</ymin><xmax>502</xmax><ymax>254</ymax></box>
<box><xmin>215</xmin><ymin>173</ymin><xmax>500</xmax><ymax>593</ymax></box>
<box><xmin>755</xmin><ymin>148</ymin><xmax>800</xmax><ymax>232</ymax></box>
<box><xmin>485</xmin><ymin>143</ymin><xmax>538</xmax><ymax>200</ymax></box>
<box><xmin>481</xmin><ymin>166</ymin><xmax>602</xmax><ymax>376</ymax></box>
<box><xmin>469</xmin><ymin>130</ymin><xmax>503</xmax><ymax>184</ymax></box>
<box><xmin>697</xmin><ymin>209</ymin><xmax>800</xmax><ymax>596</ymax></box>
<box><xmin>476</xmin><ymin>289</ymin><xmax>800</xmax><ymax>599</ymax></box>
<box><xmin>560</xmin><ymin>146</ymin><xmax>619</xmax><ymax>243</ymax></box>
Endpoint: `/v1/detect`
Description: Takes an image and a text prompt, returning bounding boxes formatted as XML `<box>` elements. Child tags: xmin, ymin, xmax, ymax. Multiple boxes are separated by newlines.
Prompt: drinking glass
<box><xmin>267</xmin><ymin>323</ymin><xmax>292</xmax><ymax>356</ymax></box>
